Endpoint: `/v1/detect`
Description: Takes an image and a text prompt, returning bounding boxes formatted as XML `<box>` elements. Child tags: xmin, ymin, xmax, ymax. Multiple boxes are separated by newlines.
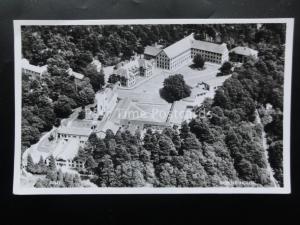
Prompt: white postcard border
<box><xmin>13</xmin><ymin>18</ymin><xmax>294</xmax><ymax>195</ymax></box>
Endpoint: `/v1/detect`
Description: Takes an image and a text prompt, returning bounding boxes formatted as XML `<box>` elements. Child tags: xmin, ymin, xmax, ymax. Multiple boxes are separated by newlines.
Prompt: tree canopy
<box><xmin>193</xmin><ymin>54</ymin><xmax>205</xmax><ymax>69</ymax></box>
<box><xmin>218</xmin><ymin>61</ymin><xmax>232</xmax><ymax>76</ymax></box>
<box><xmin>160</xmin><ymin>74</ymin><xmax>191</xmax><ymax>103</ymax></box>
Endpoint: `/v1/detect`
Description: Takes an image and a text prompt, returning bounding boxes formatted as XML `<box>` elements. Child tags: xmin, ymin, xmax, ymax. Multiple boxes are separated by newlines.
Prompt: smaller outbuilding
<box><xmin>67</xmin><ymin>68</ymin><xmax>85</xmax><ymax>80</ymax></box>
<box><xmin>229</xmin><ymin>46</ymin><xmax>258</xmax><ymax>63</ymax></box>
<box><xmin>22</xmin><ymin>58</ymin><xmax>48</xmax><ymax>78</ymax></box>
<box><xmin>111</xmin><ymin>58</ymin><xmax>154</xmax><ymax>87</ymax></box>
<box><xmin>89</xmin><ymin>58</ymin><xmax>102</xmax><ymax>72</ymax></box>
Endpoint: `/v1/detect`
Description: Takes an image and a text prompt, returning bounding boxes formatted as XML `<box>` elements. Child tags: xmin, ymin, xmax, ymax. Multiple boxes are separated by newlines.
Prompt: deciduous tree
<box><xmin>160</xmin><ymin>74</ymin><xmax>191</xmax><ymax>103</ymax></box>
<box><xmin>193</xmin><ymin>54</ymin><xmax>205</xmax><ymax>69</ymax></box>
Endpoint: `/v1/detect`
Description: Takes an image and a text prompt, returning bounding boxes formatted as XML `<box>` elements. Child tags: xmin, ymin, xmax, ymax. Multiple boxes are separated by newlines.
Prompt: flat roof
<box><xmin>22</xmin><ymin>58</ymin><xmax>47</xmax><ymax>74</ymax></box>
<box><xmin>67</xmin><ymin>69</ymin><xmax>84</xmax><ymax>80</ymax></box>
<box><xmin>57</xmin><ymin>119</ymin><xmax>95</xmax><ymax>136</ymax></box>
<box><xmin>115</xmin><ymin>98</ymin><xmax>171</xmax><ymax>124</ymax></box>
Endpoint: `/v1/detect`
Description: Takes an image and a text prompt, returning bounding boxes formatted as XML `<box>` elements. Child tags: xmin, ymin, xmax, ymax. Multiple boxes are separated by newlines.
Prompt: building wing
<box><xmin>144</xmin><ymin>46</ymin><xmax>162</xmax><ymax>57</ymax></box>
<box><xmin>159</xmin><ymin>33</ymin><xmax>228</xmax><ymax>59</ymax></box>
<box><xmin>191</xmin><ymin>40</ymin><xmax>228</xmax><ymax>54</ymax></box>
<box><xmin>162</xmin><ymin>33</ymin><xmax>195</xmax><ymax>58</ymax></box>
<box><xmin>22</xmin><ymin>58</ymin><xmax>48</xmax><ymax>75</ymax></box>
<box><xmin>67</xmin><ymin>68</ymin><xmax>85</xmax><ymax>80</ymax></box>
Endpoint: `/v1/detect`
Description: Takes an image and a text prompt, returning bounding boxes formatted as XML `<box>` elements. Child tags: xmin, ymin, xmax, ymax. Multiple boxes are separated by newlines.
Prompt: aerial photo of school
<box><xmin>17</xmin><ymin>22</ymin><xmax>286</xmax><ymax>190</ymax></box>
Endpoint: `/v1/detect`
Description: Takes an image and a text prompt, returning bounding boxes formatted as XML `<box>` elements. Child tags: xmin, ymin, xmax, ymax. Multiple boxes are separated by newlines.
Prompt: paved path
<box><xmin>166</xmin><ymin>102</ymin><xmax>175</xmax><ymax>123</ymax></box>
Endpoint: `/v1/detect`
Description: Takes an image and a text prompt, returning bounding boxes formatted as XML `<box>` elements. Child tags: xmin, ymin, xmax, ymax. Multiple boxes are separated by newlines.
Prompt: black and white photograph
<box><xmin>13</xmin><ymin>19</ymin><xmax>293</xmax><ymax>194</ymax></box>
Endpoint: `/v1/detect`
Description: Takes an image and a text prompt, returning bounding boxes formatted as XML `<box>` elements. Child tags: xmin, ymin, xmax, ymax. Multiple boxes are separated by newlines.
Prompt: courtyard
<box><xmin>109</xmin><ymin>62</ymin><xmax>228</xmax><ymax>127</ymax></box>
<box><xmin>116</xmin><ymin>62</ymin><xmax>221</xmax><ymax>105</ymax></box>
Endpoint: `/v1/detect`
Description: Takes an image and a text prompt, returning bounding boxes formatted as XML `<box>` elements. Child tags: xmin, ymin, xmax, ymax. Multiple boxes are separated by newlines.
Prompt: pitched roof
<box><xmin>138</xmin><ymin>58</ymin><xmax>146</xmax><ymax>68</ymax></box>
<box><xmin>144</xmin><ymin>46</ymin><xmax>162</xmax><ymax>56</ymax></box>
<box><xmin>90</xmin><ymin>59</ymin><xmax>102</xmax><ymax>72</ymax></box>
<box><xmin>120</xmin><ymin>99</ymin><xmax>171</xmax><ymax>123</ymax></box>
<box><xmin>162</xmin><ymin>33</ymin><xmax>195</xmax><ymax>58</ymax></box>
<box><xmin>90</xmin><ymin>59</ymin><xmax>102</xmax><ymax>67</ymax></box>
<box><xmin>191</xmin><ymin>40</ymin><xmax>228</xmax><ymax>54</ymax></box>
<box><xmin>230</xmin><ymin>46</ymin><xmax>258</xmax><ymax>57</ymax></box>
<box><xmin>114</xmin><ymin>67</ymin><xmax>132</xmax><ymax>79</ymax></box>
<box><xmin>161</xmin><ymin>33</ymin><xmax>228</xmax><ymax>58</ymax></box>
<box><xmin>138</xmin><ymin>58</ymin><xmax>153</xmax><ymax>69</ymax></box>
<box><xmin>114</xmin><ymin>60</ymin><xmax>140</xmax><ymax>79</ymax></box>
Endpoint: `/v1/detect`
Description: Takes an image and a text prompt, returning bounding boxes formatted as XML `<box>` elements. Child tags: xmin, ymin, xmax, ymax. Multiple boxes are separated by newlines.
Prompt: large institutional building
<box><xmin>154</xmin><ymin>33</ymin><xmax>229</xmax><ymax>71</ymax></box>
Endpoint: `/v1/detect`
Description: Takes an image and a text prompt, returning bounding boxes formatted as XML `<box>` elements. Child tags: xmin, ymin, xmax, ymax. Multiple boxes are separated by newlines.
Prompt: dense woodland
<box><xmin>21</xmin><ymin>70</ymin><xmax>100</xmax><ymax>153</ymax></box>
<box><xmin>26</xmin><ymin>154</ymin><xmax>83</xmax><ymax>188</ymax></box>
<box><xmin>21</xmin><ymin>24</ymin><xmax>286</xmax><ymax>187</ymax></box>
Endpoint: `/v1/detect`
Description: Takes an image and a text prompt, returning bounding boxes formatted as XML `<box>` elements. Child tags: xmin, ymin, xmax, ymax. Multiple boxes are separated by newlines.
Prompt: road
<box><xmin>255</xmin><ymin>110</ymin><xmax>279</xmax><ymax>187</ymax></box>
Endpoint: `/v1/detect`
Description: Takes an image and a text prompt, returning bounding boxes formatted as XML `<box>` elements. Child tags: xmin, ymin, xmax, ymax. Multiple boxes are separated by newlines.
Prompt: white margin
<box><xmin>13</xmin><ymin>18</ymin><xmax>294</xmax><ymax>195</ymax></box>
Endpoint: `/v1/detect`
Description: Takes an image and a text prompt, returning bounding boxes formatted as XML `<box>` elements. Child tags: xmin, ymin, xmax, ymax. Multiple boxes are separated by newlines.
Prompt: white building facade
<box><xmin>21</xmin><ymin>58</ymin><xmax>48</xmax><ymax>77</ymax></box>
<box><xmin>45</xmin><ymin>157</ymin><xmax>85</xmax><ymax>170</ymax></box>
<box><xmin>191</xmin><ymin>41</ymin><xmax>229</xmax><ymax>64</ymax></box>
<box><xmin>229</xmin><ymin>46</ymin><xmax>258</xmax><ymax>63</ymax></box>
<box><xmin>113</xmin><ymin>58</ymin><xmax>154</xmax><ymax>87</ymax></box>
<box><xmin>156</xmin><ymin>33</ymin><xmax>229</xmax><ymax>71</ymax></box>
<box><xmin>95</xmin><ymin>83</ymin><xmax>119</xmax><ymax>117</ymax></box>
<box><xmin>89</xmin><ymin>59</ymin><xmax>102</xmax><ymax>72</ymax></box>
